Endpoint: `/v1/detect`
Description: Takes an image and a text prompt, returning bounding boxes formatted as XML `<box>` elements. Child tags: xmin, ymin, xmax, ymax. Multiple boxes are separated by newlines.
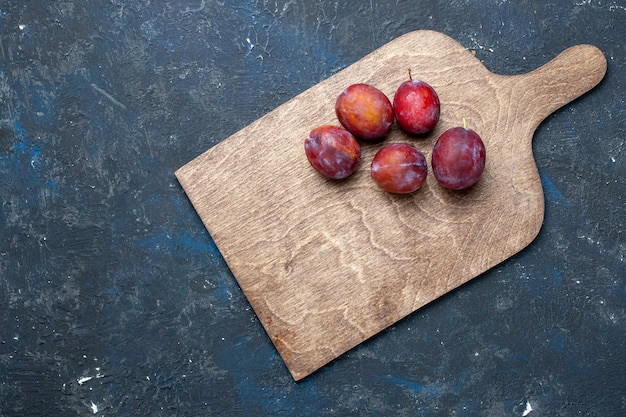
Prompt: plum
<box><xmin>335</xmin><ymin>83</ymin><xmax>394</xmax><ymax>140</ymax></box>
<box><xmin>304</xmin><ymin>125</ymin><xmax>361</xmax><ymax>179</ymax></box>
<box><xmin>371</xmin><ymin>143</ymin><xmax>428</xmax><ymax>194</ymax></box>
<box><xmin>431</xmin><ymin>126</ymin><xmax>486</xmax><ymax>190</ymax></box>
<box><xmin>393</xmin><ymin>72</ymin><xmax>440</xmax><ymax>135</ymax></box>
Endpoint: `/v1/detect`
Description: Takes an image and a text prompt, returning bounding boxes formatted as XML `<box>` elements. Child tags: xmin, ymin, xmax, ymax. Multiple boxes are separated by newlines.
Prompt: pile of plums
<box><xmin>304</xmin><ymin>72</ymin><xmax>486</xmax><ymax>194</ymax></box>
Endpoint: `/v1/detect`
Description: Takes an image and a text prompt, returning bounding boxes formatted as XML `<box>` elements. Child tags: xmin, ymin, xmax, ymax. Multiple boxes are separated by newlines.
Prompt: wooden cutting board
<box><xmin>175</xmin><ymin>30</ymin><xmax>606</xmax><ymax>380</ymax></box>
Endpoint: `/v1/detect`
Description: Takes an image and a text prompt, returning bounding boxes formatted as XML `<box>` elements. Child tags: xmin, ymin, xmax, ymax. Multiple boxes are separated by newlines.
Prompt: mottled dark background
<box><xmin>0</xmin><ymin>1</ymin><xmax>624</xmax><ymax>416</ymax></box>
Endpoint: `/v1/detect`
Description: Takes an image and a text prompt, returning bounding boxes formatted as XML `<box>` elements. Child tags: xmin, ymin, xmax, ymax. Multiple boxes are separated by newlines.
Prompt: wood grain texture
<box><xmin>175</xmin><ymin>31</ymin><xmax>606</xmax><ymax>380</ymax></box>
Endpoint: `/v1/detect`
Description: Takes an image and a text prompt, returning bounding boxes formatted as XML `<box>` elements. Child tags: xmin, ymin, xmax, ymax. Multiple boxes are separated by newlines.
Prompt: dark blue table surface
<box><xmin>1</xmin><ymin>1</ymin><xmax>624</xmax><ymax>416</ymax></box>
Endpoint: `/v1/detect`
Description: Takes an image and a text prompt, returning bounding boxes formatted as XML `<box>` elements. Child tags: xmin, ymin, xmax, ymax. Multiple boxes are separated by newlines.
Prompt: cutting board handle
<box><xmin>507</xmin><ymin>44</ymin><xmax>607</xmax><ymax>126</ymax></box>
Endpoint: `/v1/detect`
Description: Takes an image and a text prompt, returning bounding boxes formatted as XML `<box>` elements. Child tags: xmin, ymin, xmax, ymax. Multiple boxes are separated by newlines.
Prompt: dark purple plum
<box><xmin>431</xmin><ymin>126</ymin><xmax>486</xmax><ymax>190</ymax></box>
<box><xmin>304</xmin><ymin>125</ymin><xmax>361</xmax><ymax>179</ymax></box>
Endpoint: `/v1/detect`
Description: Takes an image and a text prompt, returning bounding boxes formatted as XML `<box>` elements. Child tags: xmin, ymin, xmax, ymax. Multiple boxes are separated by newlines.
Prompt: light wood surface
<box><xmin>176</xmin><ymin>30</ymin><xmax>606</xmax><ymax>380</ymax></box>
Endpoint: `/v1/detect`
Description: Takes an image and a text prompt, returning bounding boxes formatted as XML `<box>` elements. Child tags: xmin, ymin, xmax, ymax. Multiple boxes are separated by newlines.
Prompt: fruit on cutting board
<box><xmin>306</xmin><ymin>74</ymin><xmax>485</xmax><ymax>191</ymax></box>
<box><xmin>304</xmin><ymin>125</ymin><xmax>361</xmax><ymax>179</ymax></box>
<box><xmin>335</xmin><ymin>83</ymin><xmax>394</xmax><ymax>140</ymax></box>
<box><xmin>431</xmin><ymin>126</ymin><xmax>486</xmax><ymax>190</ymax></box>
<box><xmin>393</xmin><ymin>72</ymin><xmax>440</xmax><ymax>135</ymax></box>
<box><xmin>370</xmin><ymin>143</ymin><xmax>428</xmax><ymax>194</ymax></box>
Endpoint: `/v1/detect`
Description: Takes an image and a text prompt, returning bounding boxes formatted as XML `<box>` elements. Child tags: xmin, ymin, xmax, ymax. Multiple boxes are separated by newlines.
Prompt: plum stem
<box><xmin>463</xmin><ymin>117</ymin><xmax>467</xmax><ymax>129</ymax></box>
<box><xmin>408</xmin><ymin>69</ymin><xmax>412</xmax><ymax>81</ymax></box>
